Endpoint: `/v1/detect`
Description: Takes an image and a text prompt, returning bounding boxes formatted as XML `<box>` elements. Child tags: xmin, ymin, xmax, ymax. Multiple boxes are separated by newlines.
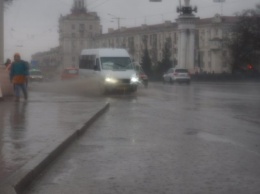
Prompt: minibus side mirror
<box><xmin>94</xmin><ymin>65</ymin><xmax>100</xmax><ymax>71</ymax></box>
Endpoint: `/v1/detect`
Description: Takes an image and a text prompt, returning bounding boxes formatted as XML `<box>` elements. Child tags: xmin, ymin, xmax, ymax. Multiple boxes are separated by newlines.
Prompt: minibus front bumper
<box><xmin>104</xmin><ymin>78</ymin><xmax>138</xmax><ymax>91</ymax></box>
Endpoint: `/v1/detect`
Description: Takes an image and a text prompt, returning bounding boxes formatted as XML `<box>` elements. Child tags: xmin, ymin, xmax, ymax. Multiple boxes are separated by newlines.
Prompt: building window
<box><xmin>208</xmin><ymin>51</ymin><xmax>211</xmax><ymax>61</ymax></box>
<box><xmin>72</xmin><ymin>40</ymin><xmax>76</xmax><ymax>48</ymax></box>
<box><xmin>89</xmin><ymin>25</ymin><xmax>93</xmax><ymax>30</ymax></box>
<box><xmin>80</xmin><ymin>32</ymin><xmax>84</xmax><ymax>38</ymax></box>
<box><xmin>79</xmin><ymin>24</ymin><xmax>85</xmax><ymax>32</ymax></box>
<box><xmin>215</xmin><ymin>28</ymin><xmax>218</xmax><ymax>36</ymax></box>
<box><xmin>174</xmin><ymin>33</ymin><xmax>177</xmax><ymax>43</ymax></box>
<box><xmin>71</xmin><ymin>24</ymin><xmax>75</xmax><ymax>30</ymax></box>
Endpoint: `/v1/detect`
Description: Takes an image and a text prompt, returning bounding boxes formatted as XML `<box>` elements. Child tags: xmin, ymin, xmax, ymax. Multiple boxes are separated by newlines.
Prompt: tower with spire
<box><xmin>71</xmin><ymin>0</ymin><xmax>87</xmax><ymax>14</ymax></box>
<box><xmin>59</xmin><ymin>0</ymin><xmax>101</xmax><ymax>69</ymax></box>
<box><xmin>176</xmin><ymin>0</ymin><xmax>198</xmax><ymax>71</ymax></box>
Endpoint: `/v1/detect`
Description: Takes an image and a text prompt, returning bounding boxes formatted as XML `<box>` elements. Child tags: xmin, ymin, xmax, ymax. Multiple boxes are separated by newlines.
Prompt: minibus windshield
<box><xmin>100</xmin><ymin>57</ymin><xmax>133</xmax><ymax>70</ymax></box>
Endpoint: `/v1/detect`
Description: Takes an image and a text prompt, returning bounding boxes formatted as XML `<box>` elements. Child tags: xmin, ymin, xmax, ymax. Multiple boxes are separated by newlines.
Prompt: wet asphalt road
<box><xmin>23</xmin><ymin>82</ymin><xmax>260</xmax><ymax>194</ymax></box>
<box><xmin>0</xmin><ymin>80</ymin><xmax>107</xmax><ymax>183</ymax></box>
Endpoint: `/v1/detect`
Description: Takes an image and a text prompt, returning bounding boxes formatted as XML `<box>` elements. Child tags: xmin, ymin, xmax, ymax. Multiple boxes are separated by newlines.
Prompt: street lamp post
<box><xmin>108</xmin><ymin>13</ymin><xmax>123</xmax><ymax>30</ymax></box>
<box><xmin>0</xmin><ymin>0</ymin><xmax>4</xmax><ymax>64</ymax></box>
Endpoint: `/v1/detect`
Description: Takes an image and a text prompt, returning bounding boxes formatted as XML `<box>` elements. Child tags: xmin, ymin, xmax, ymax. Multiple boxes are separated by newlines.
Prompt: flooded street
<box><xmin>0</xmin><ymin>80</ymin><xmax>107</xmax><ymax>183</ymax></box>
<box><xmin>19</xmin><ymin>81</ymin><xmax>260</xmax><ymax>194</ymax></box>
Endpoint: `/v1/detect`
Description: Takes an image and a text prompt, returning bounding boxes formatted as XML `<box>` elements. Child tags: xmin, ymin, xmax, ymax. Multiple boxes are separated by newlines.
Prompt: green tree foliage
<box><xmin>156</xmin><ymin>38</ymin><xmax>173</xmax><ymax>77</ymax></box>
<box><xmin>141</xmin><ymin>47</ymin><xmax>152</xmax><ymax>77</ymax></box>
<box><xmin>4</xmin><ymin>0</ymin><xmax>13</xmax><ymax>4</ymax></box>
<box><xmin>228</xmin><ymin>4</ymin><xmax>260</xmax><ymax>72</ymax></box>
<box><xmin>4</xmin><ymin>0</ymin><xmax>14</xmax><ymax>9</ymax></box>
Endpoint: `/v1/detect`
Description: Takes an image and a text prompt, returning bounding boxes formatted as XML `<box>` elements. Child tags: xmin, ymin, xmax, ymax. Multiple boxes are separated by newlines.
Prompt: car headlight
<box><xmin>131</xmin><ymin>76</ymin><xmax>139</xmax><ymax>83</ymax></box>
<box><xmin>105</xmin><ymin>77</ymin><xmax>117</xmax><ymax>84</ymax></box>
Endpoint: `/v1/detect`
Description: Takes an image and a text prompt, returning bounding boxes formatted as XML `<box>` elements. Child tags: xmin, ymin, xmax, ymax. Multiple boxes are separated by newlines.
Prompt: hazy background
<box><xmin>4</xmin><ymin>0</ymin><xmax>259</xmax><ymax>61</ymax></box>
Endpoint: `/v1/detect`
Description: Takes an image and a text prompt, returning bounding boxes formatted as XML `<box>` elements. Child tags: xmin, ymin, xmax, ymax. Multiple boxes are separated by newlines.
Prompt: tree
<box><xmin>141</xmin><ymin>47</ymin><xmax>152</xmax><ymax>77</ymax></box>
<box><xmin>156</xmin><ymin>38</ymin><xmax>173</xmax><ymax>77</ymax></box>
<box><xmin>228</xmin><ymin>4</ymin><xmax>260</xmax><ymax>73</ymax></box>
<box><xmin>4</xmin><ymin>0</ymin><xmax>14</xmax><ymax>5</ymax></box>
<box><xmin>3</xmin><ymin>0</ymin><xmax>15</xmax><ymax>10</ymax></box>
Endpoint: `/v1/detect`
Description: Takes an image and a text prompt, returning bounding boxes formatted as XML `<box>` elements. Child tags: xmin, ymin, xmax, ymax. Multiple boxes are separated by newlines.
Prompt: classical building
<box><xmin>58</xmin><ymin>0</ymin><xmax>101</xmax><ymax>69</ymax></box>
<box><xmin>94</xmin><ymin>14</ymin><xmax>237</xmax><ymax>74</ymax></box>
<box><xmin>95</xmin><ymin>22</ymin><xmax>178</xmax><ymax>69</ymax></box>
<box><xmin>32</xmin><ymin>0</ymin><xmax>238</xmax><ymax>74</ymax></box>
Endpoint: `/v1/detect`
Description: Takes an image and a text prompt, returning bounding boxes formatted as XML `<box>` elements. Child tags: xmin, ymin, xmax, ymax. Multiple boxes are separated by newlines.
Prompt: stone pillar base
<box><xmin>0</xmin><ymin>66</ymin><xmax>13</xmax><ymax>98</ymax></box>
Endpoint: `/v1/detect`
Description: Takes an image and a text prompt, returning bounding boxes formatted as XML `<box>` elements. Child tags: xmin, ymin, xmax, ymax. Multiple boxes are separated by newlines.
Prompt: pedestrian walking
<box><xmin>4</xmin><ymin>58</ymin><xmax>12</xmax><ymax>71</ymax></box>
<box><xmin>10</xmin><ymin>53</ymin><xmax>29</xmax><ymax>102</ymax></box>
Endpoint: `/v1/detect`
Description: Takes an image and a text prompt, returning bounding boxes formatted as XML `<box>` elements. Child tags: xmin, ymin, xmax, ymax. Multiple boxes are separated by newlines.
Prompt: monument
<box><xmin>176</xmin><ymin>0</ymin><xmax>198</xmax><ymax>72</ymax></box>
<box><xmin>0</xmin><ymin>0</ymin><xmax>3</xmax><ymax>64</ymax></box>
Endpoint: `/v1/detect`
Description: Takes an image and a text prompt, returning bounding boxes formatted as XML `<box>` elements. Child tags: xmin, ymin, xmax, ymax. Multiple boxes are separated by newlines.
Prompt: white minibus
<box><xmin>79</xmin><ymin>48</ymin><xmax>139</xmax><ymax>93</ymax></box>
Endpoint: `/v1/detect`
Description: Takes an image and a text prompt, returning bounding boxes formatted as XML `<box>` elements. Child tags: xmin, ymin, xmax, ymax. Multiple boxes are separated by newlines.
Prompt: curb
<box><xmin>0</xmin><ymin>102</ymin><xmax>110</xmax><ymax>194</ymax></box>
<box><xmin>0</xmin><ymin>84</ymin><xmax>3</xmax><ymax>101</ymax></box>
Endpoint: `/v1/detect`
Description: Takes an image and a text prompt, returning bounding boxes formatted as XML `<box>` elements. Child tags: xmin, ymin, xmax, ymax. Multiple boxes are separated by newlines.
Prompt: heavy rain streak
<box><xmin>1</xmin><ymin>0</ymin><xmax>260</xmax><ymax>194</ymax></box>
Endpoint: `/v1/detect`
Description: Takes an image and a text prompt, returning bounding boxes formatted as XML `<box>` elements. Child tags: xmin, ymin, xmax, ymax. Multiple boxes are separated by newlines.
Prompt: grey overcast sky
<box><xmin>4</xmin><ymin>0</ymin><xmax>260</xmax><ymax>61</ymax></box>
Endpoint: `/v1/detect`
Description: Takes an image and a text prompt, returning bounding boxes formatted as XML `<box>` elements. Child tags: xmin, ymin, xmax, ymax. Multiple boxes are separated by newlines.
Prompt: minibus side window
<box><xmin>79</xmin><ymin>55</ymin><xmax>95</xmax><ymax>69</ymax></box>
<box><xmin>94</xmin><ymin>58</ymin><xmax>101</xmax><ymax>71</ymax></box>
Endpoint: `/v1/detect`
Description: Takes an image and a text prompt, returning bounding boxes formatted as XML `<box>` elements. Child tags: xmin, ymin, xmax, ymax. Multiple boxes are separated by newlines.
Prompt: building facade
<box><xmin>31</xmin><ymin>47</ymin><xmax>61</xmax><ymax>79</ymax></box>
<box><xmin>95</xmin><ymin>14</ymin><xmax>237</xmax><ymax>74</ymax></box>
<box><xmin>95</xmin><ymin>22</ymin><xmax>179</xmax><ymax>70</ymax></box>
<box><xmin>32</xmin><ymin>0</ymin><xmax>238</xmax><ymax>74</ymax></box>
<box><xmin>58</xmin><ymin>0</ymin><xmax>101</xmax><ymax>69</ymax></box>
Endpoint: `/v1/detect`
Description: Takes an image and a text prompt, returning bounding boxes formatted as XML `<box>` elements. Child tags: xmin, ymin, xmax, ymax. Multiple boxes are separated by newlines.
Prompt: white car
<box><xmin>29</xmin><ymin>69</ymin><xmax>43</xmax><ymax>82</ymax></box>
<box><xmin>163</xmin><ymin>68</ymin><xmax>191</xmax><ymax>84</ymax></box>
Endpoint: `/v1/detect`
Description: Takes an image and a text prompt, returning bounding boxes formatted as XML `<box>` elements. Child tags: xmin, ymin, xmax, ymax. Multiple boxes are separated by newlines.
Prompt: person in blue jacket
<box><xmin>10</xmin><ymin>53</ymin><xmax>29</xmax><ymax>102</ymax></box>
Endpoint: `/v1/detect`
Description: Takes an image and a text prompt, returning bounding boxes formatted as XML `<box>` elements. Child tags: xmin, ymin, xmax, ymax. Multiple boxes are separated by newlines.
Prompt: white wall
<box><xmin>0</xmin><ymin>0</ymin><xmax>4</xmax><ymax>64</ymax></box>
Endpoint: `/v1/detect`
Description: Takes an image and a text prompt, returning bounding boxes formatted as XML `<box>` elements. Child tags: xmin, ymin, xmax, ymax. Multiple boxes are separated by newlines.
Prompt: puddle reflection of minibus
<box><xmin>79</xmin><ymin>48</ymin><xmax>139</xmax><ymax>93</ymax></box>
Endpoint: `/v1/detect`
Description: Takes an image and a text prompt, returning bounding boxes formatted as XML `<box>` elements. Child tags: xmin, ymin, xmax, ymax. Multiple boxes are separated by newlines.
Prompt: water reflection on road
<box><xmin>0</xmin><ymin>83</ymin><xmax>106</xmax><ymax>182</ymax></box>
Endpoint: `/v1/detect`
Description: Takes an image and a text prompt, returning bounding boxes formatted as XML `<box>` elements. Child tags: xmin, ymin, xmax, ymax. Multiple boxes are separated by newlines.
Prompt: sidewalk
<box><xmin>0</xmin><ymin>91</ymin><xmax>109</xmax><ymax>194</ymax></box>
<box><xmin>0</xmin><ymin>66</ymin><xmax>13</xmax><ymax>99</ymax></box>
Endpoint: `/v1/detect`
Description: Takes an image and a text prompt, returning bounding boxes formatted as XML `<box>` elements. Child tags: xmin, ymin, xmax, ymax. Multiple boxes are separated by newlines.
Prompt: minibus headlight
<box><xmin>131</xmin><ymin>76</ymin><xmax>139</xmax><ymax>83</ymax></box>
<box><xmin>105</xmin><ymin>77</ymin><xmax>117</xmax><ymax>84</ymax></box>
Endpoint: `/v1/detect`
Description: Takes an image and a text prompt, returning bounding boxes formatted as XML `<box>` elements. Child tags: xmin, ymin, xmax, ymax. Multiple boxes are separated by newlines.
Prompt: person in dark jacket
<box><xmin>4</xmin><ymin>58</ymin><xmax>12</xmax><ymax>72</ymax></box>
<box><xmin>10</xmin><ymin>53</ymin><xmax>29</xmax><ymax>102</ymax></box>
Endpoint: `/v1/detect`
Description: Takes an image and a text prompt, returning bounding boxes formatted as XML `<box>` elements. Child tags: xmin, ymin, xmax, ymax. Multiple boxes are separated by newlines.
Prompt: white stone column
<box><xmin>0</xmin><ymin>0</ymin><xmax>4</xmax><ymax>64</ymax></box>
<box><xmin>188</xmin><ymin>28</ymin><xmax>195</xmax><ymax>70</ymax></box>
<box><xmin>177</xmin><ymin>18</ymin><xmax>196</xmax><ymax>72</ymax></box>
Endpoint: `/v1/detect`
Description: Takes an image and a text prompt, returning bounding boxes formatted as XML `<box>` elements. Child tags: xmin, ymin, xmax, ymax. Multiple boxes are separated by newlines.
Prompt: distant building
<box><xmin>31</xmin><ymin>47</ymin><xmax>61</xmax><ymax>79</ymax></box>
<box><xmin>94</xmin><ymin>22</ymin><xmax>178</xmax><ymax>70</ymax></box>
<box><xmin>58</xmin><ymin>0</ymin><xmax>101</xmax><ymax>69</ymax></box>
<box><xmin>196</xmin><ymin>15</ymin><xmax>237</xmax><ymax>73</ymax></box>
<box><xmin>32</xmin><ymin>0</ymin><xmax>238</xmax><ymax>74</ymax></box>
<box><xmin>95</xmin><ymin>14</ymin><xmax>238</xmax><ymax>74</ymax></box>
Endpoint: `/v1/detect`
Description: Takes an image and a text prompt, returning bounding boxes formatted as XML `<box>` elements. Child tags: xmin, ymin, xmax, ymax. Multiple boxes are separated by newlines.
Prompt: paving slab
<box><xmin>0</xmin><ymin>88</ymin><xmax>109</xmax><ymax>194</ymax></box>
